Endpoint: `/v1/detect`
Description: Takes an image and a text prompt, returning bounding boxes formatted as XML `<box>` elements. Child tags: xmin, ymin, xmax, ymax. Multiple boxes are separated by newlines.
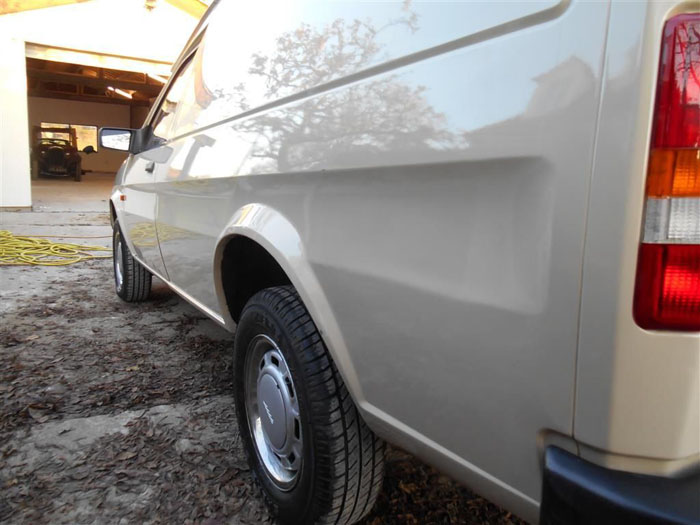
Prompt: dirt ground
<box><xmin>1</xmin><ymin>202</ymin><xmax>525</xmax><ymax>524</ymax></box>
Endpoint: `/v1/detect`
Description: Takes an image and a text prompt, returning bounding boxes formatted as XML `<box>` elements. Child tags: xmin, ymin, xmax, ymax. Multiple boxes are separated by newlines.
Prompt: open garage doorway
<box><xmin>25</xmin><ymin>51</ymin><xmax>166</xmax><ymax>210</ymax></box>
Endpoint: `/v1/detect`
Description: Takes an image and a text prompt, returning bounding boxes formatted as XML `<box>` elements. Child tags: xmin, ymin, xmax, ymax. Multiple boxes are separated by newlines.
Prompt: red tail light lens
<box><xmin>652</xmin><ymin>14</ymin><xmax>700</xmax><ymax>149</ymax></box>
<box><xmin>633</xmin><ymin>13</ymin><xmax>700</xmax><ymax>331</ymax></box>
<box><xmin>635</xmin><ymin>244</ymin><xmax>700</xmax><ymax>330</ymax></box>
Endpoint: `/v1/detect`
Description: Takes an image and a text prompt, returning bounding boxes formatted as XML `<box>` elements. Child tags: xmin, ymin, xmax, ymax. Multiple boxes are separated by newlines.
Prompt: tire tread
<box><xmin>113</xmin><ymin>221</ymin><xmax>152</xmax><ymax>303</ymax></box>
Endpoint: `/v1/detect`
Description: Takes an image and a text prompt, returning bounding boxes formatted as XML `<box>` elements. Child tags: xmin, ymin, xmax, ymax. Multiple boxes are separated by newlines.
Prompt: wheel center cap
<box><xmin>258</xmin><ymin>374</ymin><xmax>287</xmax><ymax>449</ymax></box>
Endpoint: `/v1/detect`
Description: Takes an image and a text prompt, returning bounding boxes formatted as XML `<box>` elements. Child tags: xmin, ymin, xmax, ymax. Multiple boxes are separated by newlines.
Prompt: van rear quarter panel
<box><xmin>576</xmin><ymin>0</ymin><xmax>700</xmax><ymax>464</ymax></box>
<box><xmin>150</xmin><ymin>0</ymin><xmax>612</xmax><ymax>519</ymax></box>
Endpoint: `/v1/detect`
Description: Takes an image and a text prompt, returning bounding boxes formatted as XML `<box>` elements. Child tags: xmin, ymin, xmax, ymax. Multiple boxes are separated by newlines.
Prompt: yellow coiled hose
<box><xmin>0</xmin><ymin>230</ymin><xmax>111</xmax><ymax>266</ymax></box>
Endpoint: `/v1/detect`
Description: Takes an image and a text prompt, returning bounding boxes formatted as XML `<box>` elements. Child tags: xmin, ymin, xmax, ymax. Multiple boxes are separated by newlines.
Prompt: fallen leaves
<box><xmin>115</xmin><ymin>451</ymin><xmax>137</xmax><ymax>461</ymax></box>
<box><xmin>398</xmin><ymin>481</ymin><xmax>418</xmax><ymax>494</ymax></box>
<box><xmin>26</xmin><ymin>404</ymin><xmax>52</xmax><ymax>423</ymax></box>
<box><xmin>361</xmin><ymin>448</ymin><xmax>527</xmax><ymax>524</ymax></box>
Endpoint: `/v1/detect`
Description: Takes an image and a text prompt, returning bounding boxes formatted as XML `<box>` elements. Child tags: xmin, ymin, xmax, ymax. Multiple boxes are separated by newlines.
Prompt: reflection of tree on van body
<box><xmin>230</xmin><ymin>4</ymin><xmax>461</xmax><ymax>173</ymax></box>
<box><xmin>251</xmin><ymin>7</ymin><xmax>418</xmax><ymax>95</ymax></box>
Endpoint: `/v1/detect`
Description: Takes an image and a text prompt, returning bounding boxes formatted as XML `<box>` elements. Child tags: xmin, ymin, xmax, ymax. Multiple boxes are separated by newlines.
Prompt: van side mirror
<box><xmin>99</xmin><ymin>128</ymin><xmax>134</xmax><ymax>152</ymax></box>
<box><xmin>82</xmin><ymin>145</ymin><xmax>96</xmax><ymax>154</ymax></box>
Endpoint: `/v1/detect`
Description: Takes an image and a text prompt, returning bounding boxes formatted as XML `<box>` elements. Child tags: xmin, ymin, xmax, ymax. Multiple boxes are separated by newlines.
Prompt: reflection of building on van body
<box><xmin>103</xmin><ymin>2</ymin><xmax>700</xmax><ymax>524</ymax></box>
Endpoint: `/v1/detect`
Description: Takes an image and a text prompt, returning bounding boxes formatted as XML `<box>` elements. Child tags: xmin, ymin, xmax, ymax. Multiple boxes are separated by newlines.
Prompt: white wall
<box><xmin>28</xmin><ymin>97</ymin><xmax>130</xmax><ymax>173</ymax></box>
<box><xmin>0</xmin><ymin>37</ymin><xmax>31</xmax><ymax>208</ymax></box>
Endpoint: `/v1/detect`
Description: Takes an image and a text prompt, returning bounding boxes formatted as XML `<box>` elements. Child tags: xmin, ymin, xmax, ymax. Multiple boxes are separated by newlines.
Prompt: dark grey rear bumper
<box><xmin>540</xmin><ymin>446</ymin><xmax>700</xmax><ymax>525</ymax></box>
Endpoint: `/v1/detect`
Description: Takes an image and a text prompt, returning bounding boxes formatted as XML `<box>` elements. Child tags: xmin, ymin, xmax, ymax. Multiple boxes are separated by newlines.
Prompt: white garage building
<box><xmin>0</xmin><ymin>0</ymin><xmax>205</xmax><ymax>208</ymax></box>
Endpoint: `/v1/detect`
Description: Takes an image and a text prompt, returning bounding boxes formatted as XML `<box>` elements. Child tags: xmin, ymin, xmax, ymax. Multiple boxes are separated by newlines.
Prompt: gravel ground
<box><xmin>0</xmin><ymin>209</ymin><xmax>525</xmax><ymax>524</ymax></box>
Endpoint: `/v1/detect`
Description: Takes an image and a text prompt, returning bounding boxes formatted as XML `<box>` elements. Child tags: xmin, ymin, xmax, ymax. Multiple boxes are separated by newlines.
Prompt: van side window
<box><xmin>166</xmin><ymin>45</ymin><xmax>210</xmax><ymax>138</ymax></box>
<box><xmin>151</xmin><ymin>57</ymin><xmax>195</xmax><ymax>143</ymax></box>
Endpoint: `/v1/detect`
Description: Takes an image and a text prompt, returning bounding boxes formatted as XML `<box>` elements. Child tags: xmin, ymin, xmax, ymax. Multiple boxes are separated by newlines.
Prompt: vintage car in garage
<box><xmin>31</xmin><ymin>127</ymin><xmax>94</xmax><ymax>182</ymax></box>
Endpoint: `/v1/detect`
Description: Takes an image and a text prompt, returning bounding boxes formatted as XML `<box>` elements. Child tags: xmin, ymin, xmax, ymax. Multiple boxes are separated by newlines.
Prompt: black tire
<box><xmin>113</xmin><ymin>220</ymin><xmax>152</xmax><ymax>302</ymax></box>
<box><xmin>233</xmin><ymin>286</ymin><xmax>385</xmax><ymax>525</ymax></box>
<box><xmin>73</xmin><ymin>160</ymin><xmax>82</xmax><ymax>182</ymax></box>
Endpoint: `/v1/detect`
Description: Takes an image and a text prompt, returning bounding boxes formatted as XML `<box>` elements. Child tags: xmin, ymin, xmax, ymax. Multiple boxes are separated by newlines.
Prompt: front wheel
<box><xmin>113</xmin><ymin>220</ymin><xmax>151</xmax><ymax>302</ymax></box>
<box><xmin>233</xmin><ymin>286</ymin><xmax>385</xmax><ymax>524</ymax></box>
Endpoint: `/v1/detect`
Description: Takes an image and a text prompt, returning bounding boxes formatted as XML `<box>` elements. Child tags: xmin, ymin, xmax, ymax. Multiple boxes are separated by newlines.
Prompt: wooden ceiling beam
<box><xmin>27</xmin><ymin>68</ymin><xmax>163</xmax><ymax>96</ymax></box>
<box><xmin>25</xmin><ymin>43</ymin><xmax>173</xmax><ymax>77</ymax></box>
<box><xmin>28</xmin><ymin>88</ymin><xmax>151</xmax><ymax>106</ymax></box>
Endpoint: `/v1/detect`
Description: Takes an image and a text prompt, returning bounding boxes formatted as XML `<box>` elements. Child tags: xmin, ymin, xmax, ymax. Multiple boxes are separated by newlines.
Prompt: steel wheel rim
<box><xmin>114</xmin><ymin>233</ymin><xmax>124</xmax><ymax>291</ymax></box>
<box><xmin>244</xmin><ymin>334</ymin><xmax>303</xmax><ymax>491</ymax></box>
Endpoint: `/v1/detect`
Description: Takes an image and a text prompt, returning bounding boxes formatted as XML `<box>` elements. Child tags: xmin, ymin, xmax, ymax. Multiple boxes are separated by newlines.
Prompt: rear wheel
<box><xmin>113</xmin><ymin>220</ymin><xmax>151</xmax><ymax>302</ymax></box>
<box><xmin>233</xmin><ymin>286</ymin><xmax>385</xmax><ymax>524</ymax></box>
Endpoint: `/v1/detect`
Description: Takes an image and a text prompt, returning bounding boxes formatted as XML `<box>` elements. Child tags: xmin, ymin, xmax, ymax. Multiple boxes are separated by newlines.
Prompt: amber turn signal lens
<box><xmin>646</xmin><ymin>149</ymin><xmax>700</xmax><ymax>197</ymax></box>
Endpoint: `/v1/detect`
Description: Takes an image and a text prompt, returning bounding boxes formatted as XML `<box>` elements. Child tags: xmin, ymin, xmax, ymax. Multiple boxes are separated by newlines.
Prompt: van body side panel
<box><xmin>145</xmin><ymin>0</ymin><xmax>611</xmax><ymax>513</ymax></box>
<box><xmin>152</xmin><ymin>0</ymin><xmax>570</xmax><ymax>313</ymax></box>
<box><xmin>119</xmin><ymin>155</ymin><xmax>170</xmax><ymax>279</ymax></box>
<box><xmin>576</xmin><ymin>0</ymin><xmax>700</xmax><ymax>462</ymax></box>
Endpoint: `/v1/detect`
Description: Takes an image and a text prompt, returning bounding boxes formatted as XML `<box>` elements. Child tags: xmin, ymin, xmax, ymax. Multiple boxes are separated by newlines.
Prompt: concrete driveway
<box><xmin>0</xmin><ymin>175</ymin><xmax>523</xmax><ymax>524</ymax></box>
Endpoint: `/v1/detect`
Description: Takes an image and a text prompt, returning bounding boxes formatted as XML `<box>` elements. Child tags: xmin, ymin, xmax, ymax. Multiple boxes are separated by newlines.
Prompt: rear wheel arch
<box><xmin>218</xmin><ymin>234</ymin><xmax>291</xmax><ymax>323</ymax></box>
<box><xmin>213</xmin><ymin>206</ymin><xmax>366</xmax><ymax>411</ymax></box>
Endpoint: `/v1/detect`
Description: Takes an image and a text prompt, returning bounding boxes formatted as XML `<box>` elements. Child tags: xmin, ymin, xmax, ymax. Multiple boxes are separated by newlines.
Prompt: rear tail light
<box><xmin>633</xmin><ymin>13</ymin><xmax>700</xmax><ymax>331</ymax></box>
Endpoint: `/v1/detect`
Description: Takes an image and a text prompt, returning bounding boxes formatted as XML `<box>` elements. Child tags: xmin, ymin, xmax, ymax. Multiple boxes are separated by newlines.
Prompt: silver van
<box><xmin>101</xmin><ymin>1</ymin><xmax>700</xmax><ymax>523</ymax></box>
